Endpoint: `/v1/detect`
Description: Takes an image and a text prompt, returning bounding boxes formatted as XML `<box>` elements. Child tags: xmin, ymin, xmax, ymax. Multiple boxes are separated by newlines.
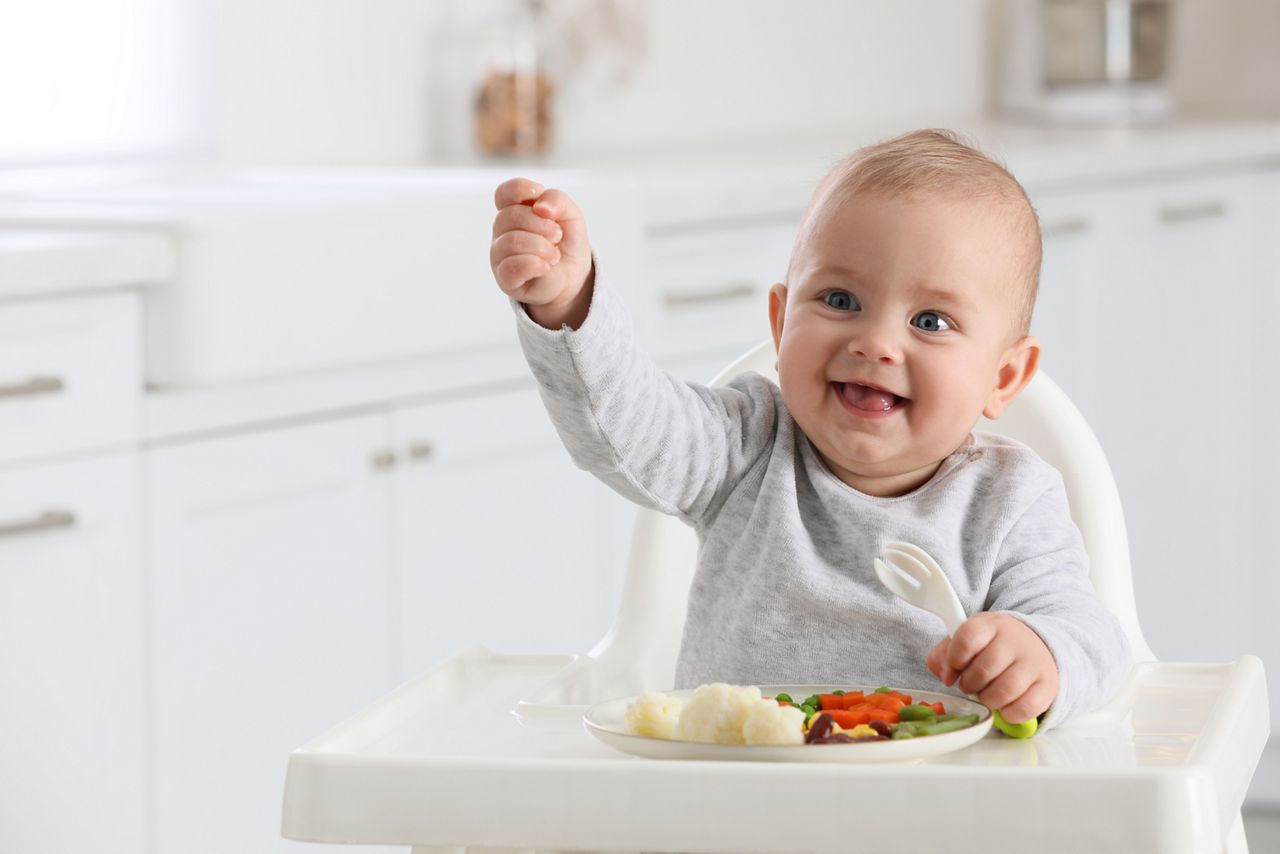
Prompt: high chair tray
<box><xmin>282</xmin><ymin>648</ymin><xmax>1268</xmax><ymax>854</ymax></box>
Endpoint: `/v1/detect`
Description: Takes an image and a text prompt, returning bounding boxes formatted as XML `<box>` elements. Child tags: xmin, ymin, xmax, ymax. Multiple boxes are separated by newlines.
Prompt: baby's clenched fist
<box><xmin>490</xmin><ymin>177</ymin><xmax>594</xmax><ymax>330</ymax></box>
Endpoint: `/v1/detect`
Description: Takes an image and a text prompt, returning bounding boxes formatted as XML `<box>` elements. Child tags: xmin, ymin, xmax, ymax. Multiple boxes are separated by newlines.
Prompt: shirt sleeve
<box><xmin>512</xmin><ymin>276</ymin><xmax>777</xmax><ymax>526</ymax></box>
<box><xmin>984</xmin><ymin>471</ymin><xmax>1132</xmax><ymax>730</ymax></box>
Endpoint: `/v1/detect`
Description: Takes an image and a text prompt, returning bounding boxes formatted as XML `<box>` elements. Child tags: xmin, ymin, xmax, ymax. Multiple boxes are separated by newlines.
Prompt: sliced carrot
<box><xmin>867</xmin><ymin>709</ymin><xmax>896</xmax><ymax>723</ymax></box>
<box><xmin>813</xmin><ymin>709</ymin><xmax>864</xmax><ymax>729</ymax></box>
<box><xmin>930</xmin><ymin>701</ymin><xmax>946</xmax><ymax>715</ymax></box>
<box><xmin>841</xmin><ymin>690</ymin><xmax>866</xmax><ymax>707</ymax></box>
<box><xmin>818</xmin><ymin>693</ymin><xmax>845</xmax><ymax>711</ymax></box>
<box><xmin>847</xmin><ymin>709</ymin><xmax>872</xmax><ymax>726</ymax></box>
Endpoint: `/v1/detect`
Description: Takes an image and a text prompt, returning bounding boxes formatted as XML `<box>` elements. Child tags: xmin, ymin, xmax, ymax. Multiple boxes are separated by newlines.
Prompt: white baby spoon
<box><xmin>873</xmin><ymin>541</ymin><xmax>1037</xmax><ymax>738</ymax></box>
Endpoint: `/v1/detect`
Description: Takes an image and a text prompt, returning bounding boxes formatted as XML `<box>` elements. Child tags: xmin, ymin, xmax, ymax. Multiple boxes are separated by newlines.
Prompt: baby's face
<box><xmin>769</xmin><ymin>193</ymin><xmax>1036</xmax><ymax>497</ymax></box>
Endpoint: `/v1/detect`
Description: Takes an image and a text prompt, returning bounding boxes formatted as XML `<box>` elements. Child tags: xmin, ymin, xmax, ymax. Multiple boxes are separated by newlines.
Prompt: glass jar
<box><xmin>472</xmin><ymin>0</ymin><xmax>555</xmax><ymax>157</ymax></box>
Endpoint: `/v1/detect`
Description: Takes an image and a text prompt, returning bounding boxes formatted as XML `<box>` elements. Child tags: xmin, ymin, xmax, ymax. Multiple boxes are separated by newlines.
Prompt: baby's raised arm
<box><xmin>488</xmin><ymin>177</ymin><xmax>779</xmax><ymax>527</ymax></box>
<box><xmin>490</xmin><ymin>177</ymin><xmax>595</xmax><ymax>330</ymax></box>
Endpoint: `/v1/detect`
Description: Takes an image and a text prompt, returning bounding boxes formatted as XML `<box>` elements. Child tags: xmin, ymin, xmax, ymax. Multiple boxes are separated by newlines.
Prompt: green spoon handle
<box><xmin>992</xmin><ymin>708</ymin><xmax>1038</xmax><ymax>739</ymax></box>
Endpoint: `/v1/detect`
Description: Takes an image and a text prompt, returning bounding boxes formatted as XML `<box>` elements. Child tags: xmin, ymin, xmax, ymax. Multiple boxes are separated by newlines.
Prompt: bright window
<box><xmin>0</xmin><ymin>0</ymin><xmax>180</xmax><ymax>162</ymax></box>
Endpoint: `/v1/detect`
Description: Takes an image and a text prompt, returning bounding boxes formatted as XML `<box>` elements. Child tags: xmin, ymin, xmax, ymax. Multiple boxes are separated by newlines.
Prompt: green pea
<box><xmin>774</xmin><ymin>693</ymin><xmax>793</xmax><ymax>704</ymax></box>
<box><xmin>874</xmin><ymin>686</ymin><xmax>891</xmax><ymax>694</ymax></box>
<box><xmin>832</xmin><ymin>689</ymin><xmax>845</xmax><ymax>696</ymax></box>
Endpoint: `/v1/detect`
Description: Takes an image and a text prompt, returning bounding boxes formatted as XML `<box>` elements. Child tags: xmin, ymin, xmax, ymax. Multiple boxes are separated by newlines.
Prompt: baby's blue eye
<box><xmin>912</xmin><ymin>311</ymin><xmax>951</xmax><ymax>332</ymax></box>
<box><xmin>824</xmin><ymin>291</ymin><xmax>858</xmax><ymax>311</ymax></box>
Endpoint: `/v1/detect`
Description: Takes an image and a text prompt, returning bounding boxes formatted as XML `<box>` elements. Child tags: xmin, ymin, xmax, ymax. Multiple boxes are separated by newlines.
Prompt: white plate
<box><xmin>584</xmin><ymin>685</ymin><xmax>993</xmax><ymax>763</ymax></box>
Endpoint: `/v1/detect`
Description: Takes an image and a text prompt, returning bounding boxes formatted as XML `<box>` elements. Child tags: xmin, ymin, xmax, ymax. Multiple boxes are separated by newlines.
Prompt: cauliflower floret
<box><xmin>623</xmin><ymin>691</ymin><xmax>684</xmax><ymax>739</ymax></box>
<box><xmin>673</xmin><ymin>683</ymin><xmax>763</xmax><ymax>744</ymax></box>
<box><xmin>742</xmin><ymin>698</ymin><xmax>806</xmax><ymax>745</ymax></box>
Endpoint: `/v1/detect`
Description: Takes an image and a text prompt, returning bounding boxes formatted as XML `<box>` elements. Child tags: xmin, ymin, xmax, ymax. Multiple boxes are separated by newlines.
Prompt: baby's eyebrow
<box><xmin>912</xmin><ymin>285</ymin><xmax>974</xmax><ymax>312</ymax></box>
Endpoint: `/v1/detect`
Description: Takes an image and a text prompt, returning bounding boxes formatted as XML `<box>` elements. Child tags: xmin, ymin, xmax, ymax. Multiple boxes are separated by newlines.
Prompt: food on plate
<box><xmin>673</xmin><ymin>683</ymin><xmax>762</xmax><ymax>744</ymax></box>
<box><xmin>623</xmin><ymin>691</ymin><xmax>685</xmax><ymax>739</ymax></box>
<box><xmin>742</xmin><ymin>698</ymin><xmax>807</xmax><ymax>745</ymax></box>
<box><xmin>621</xmin><ymin>684</ymin><xmax>981</xmax><ymax>745</ymax></box>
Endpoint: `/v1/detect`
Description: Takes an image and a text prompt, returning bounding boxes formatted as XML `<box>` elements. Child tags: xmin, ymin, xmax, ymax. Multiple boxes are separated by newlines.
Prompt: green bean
<box><xmin>913</xmin><ymin>715</ymin><xmax>980</xmax><ymax>736</ymax></box>
<box><xmin>897</xmin><ymin>704</ymin><xmax>938</xmax><ymax>722</ymax></box>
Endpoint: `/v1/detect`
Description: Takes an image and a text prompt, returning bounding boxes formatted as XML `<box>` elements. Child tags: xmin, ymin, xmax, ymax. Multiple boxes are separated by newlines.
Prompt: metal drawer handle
<box><xmin>0</xmin><ymin>375</ymin><xmax>65</xmax><ymax>400</ymax></box>
<box><xmin>0</xmin><ymin>509</ymin><xmax>76</xmax><ymax>539</ymax></box>
<box><xmin>1159</xmin><ymin>201</ymin><xmax>1227</xmax><ymax>225</ymax></box>
<box><xmin>663</xmin><ymin>282</ymin><xmax>757</xmax><ymax>307</ymax></box>
<box><xmin>407</xmin><ymin>442</ymin><xmax>434</xmax><ymax>462</ymax></box>
<box><xmin>1041</xmin><ymin>216</ymin><xmax>1090</xmax><ymax>239</ymax></box>
<box><xmin>371</xmin><ymin>450</ymin><xmax>397</xmax><ymax>471</ymax></box>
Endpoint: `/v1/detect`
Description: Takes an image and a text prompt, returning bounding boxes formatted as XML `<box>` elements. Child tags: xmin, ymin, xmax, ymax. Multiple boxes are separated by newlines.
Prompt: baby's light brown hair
<box><xmin>789</xmin><ymin>129</ymin><xmax>1043</xmax><ymax>339</ymax></box>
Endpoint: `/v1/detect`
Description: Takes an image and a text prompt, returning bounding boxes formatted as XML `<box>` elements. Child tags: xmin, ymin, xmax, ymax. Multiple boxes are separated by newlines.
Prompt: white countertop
<box><xmin>0</xmin><ymin>228</ymin><xmax>176</xmax><ymax>301</ymax></box>
<box><xmin>5</xmin><ymin>115</ymin><xmax>1280</xmax><ymax>441</ymax></box>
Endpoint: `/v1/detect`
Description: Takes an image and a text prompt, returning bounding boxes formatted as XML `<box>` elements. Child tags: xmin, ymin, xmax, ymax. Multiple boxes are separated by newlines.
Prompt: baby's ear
<box><xmin>768</xmin><ymin>284</ymin><xmax>788</xmax><ymax>352</ymax></box>
<box><xmin>983</xmin><ymin>335</ymin><xmax>1041</xmax><ymax>419</ymax></box>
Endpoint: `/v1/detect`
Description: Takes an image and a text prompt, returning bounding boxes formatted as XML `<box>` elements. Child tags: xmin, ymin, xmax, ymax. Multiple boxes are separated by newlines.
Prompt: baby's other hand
<box><xmin>926</xmin><ymin>612</ymin><xmax>1058</xmax><ymax>724</ymax></box>
<box><xmin>490</xmin><ymin>177</ymin><xmax>594</xmax><ymax>328</ymax></box>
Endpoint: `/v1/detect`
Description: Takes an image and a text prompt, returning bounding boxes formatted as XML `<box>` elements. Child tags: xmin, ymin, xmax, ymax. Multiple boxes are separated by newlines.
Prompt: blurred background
<box><xmin>2</xmin><ymin>2</ymin><xmax>1279</xmax><ymax>853</ymax></box>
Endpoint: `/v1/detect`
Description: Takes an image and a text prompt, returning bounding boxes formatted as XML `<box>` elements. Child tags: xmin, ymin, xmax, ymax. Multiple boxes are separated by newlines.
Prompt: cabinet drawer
<box><xmin>0</xmin><ymin>291</ymin><xmax>141</xmax><ymax>464</ymax></box>
<box><xmin>640</xmin><ymin>222</ymin><xmax>794</xmax><ymax>357</ymax></box>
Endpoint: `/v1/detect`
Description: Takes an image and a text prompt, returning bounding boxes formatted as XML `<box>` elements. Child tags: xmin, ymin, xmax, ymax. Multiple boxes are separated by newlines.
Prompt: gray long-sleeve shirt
<box><xmin>513</xmin><ymin>280</ymin><xmax>1130</xmax><ymax>728</ymax></box>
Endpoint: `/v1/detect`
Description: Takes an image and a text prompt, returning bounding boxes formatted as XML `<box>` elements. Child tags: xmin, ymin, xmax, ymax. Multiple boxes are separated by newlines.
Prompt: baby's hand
<box><xmin>490</xmin><ymin>177</ymin><xmax>594</xmax><ymax>329</ymax></box>
<box><xmin>926</xmin><ymin>612</ymin><xmax>1059</xmax><ymax>724</ymax></box>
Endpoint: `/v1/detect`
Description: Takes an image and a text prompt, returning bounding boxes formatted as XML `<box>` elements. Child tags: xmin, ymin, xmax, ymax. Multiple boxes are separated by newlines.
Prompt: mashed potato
<box><xmin>623</xmin><ymin>691</ymin><xmax>685</xmax><ymax>739</ymax></box>
<box><xmin>673</xmin><ymin>682</ymin><xmax>762</xmax><ymax>745</ymax></box>
<box><xmin>742</xmin><ymin>698</ymin><xmax>806</xmax><ymax>745</ymax></box>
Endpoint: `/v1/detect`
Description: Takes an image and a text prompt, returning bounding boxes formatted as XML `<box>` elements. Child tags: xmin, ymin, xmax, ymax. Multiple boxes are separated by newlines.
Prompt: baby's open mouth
<box><xmin>834</xmin><ymin>381</ymin><xmax>909</xmax><ymax>414</ymax></box>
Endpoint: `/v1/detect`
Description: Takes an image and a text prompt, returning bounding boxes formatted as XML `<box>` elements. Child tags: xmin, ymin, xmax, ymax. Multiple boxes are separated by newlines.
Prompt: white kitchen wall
<box><xmin>177</xmin><ymin>0</ymin><xmax>443</xmax><ymax>165</ymax></box>
<box><xmin>527</xmin><ymin>0</ymin><xmax>988</xmax><ymax>159</ymax></box>
<box><xmin>173</xmin><ymin>0</ymin><xmax>989</xmax><ymax>167</ymax></box>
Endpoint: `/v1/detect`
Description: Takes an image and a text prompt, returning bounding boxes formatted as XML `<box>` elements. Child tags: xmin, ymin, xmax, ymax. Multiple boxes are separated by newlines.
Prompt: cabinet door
<box><xmin>148</xmin><ymin>415</ymin><xmax>393</xmax><ymax>854</ymax></box>
<box><xmin>0</xmin><ymin>453</ymin><xmax>144</xmax><ymax>854</ymax></box>
<box><xmin>1030</xmin><ymin>186</ymin><xmax>1140</xmax><ymax>423</ymax></box>
<box><xmin>392</xmin><ymin>385</ymin><xmax>633</xmax><ymax>679</ymax></box>
<box><xmin>1107</xmin><ymin>175</ymin><xmax>1265</xmax><ymax>667</ymax></box>
<box><xmin>1256</xmin><ymin>170</ymin><xmax>1280</xmax><ymax>734</ymax></box>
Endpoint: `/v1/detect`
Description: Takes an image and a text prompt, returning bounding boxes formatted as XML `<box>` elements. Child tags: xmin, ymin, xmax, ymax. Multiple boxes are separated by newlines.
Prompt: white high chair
<box><xmin>282</xmin><ymin>343</ymin><xmax>1269</xmax><ymax>854</ymax></box>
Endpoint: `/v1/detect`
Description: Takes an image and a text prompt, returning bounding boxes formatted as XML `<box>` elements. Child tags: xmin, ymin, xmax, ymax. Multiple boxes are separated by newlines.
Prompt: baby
<box><xmin>488</xmin><ymin>129</ymin><xmax>1129</xmax><ymax>728</ymax></box>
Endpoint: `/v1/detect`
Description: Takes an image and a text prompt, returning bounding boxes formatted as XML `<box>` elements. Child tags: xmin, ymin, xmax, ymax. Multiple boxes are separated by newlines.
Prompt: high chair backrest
<box><xmin>587</xmin><ymin>341</ymin><xmax>1156</xmax><ymax>691</ymax></box>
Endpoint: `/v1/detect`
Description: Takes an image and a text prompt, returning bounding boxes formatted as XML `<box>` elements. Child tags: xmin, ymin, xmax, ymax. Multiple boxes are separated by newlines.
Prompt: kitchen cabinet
<box><xmin>392</xmin><ymin>385</ymin><xmax>633</xmax><ymax>681</ymax></box>
<box><xmin>1030</xmin><ymin>171</ymin><xmax>1280</xmax><ymax>721</ymax></box>
<box><xmin>0</xmin><ymin>290</ymin><xmax>141</xmax><ymax>466</ymax></box>
<box><xmin>145</xmin><ymin>385</ymin><xmax>640</xmax><ymax>854</ymax></box>
<box><xmin>0</xmin><ymin>452</ymin><xmax>145</xmax><ymax>854</ymax></box>
<box><xmin>147</xmin><ymin>414</ymin><xmax>394</xmax><ymax>854</ymax></box>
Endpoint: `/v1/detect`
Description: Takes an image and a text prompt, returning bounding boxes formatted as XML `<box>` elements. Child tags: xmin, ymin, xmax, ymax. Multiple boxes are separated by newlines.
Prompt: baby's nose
<box><xmin>848</xmin><ymin>327</ymin><xmax>903</xmax><ymax>363</ymax></box>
